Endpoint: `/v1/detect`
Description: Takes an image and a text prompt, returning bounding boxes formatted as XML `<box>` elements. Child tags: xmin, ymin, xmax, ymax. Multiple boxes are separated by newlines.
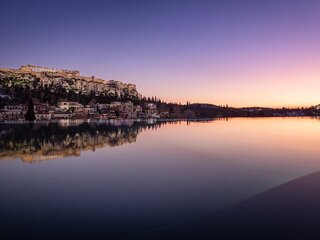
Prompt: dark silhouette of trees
<box><xmin>25</xmin><ymin>98</ymin><xmax>36</xmax><ymax>121</ymax></box>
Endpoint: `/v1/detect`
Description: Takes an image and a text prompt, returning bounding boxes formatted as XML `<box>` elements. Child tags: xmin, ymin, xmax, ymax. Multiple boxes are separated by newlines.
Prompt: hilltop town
<box><xmin>0</xmin><ymin>64</ymin><xmax>140</xmax><ymax>98</ymax></box>
<box><xmin>1</xmin><ymin>64</ymin><xmax>320</xmax><ymax>121</ymax></box>
<box><xmin>0</xmin><ymin>65</ymin><xmax>164</xmax><ymax>120</ymax></box>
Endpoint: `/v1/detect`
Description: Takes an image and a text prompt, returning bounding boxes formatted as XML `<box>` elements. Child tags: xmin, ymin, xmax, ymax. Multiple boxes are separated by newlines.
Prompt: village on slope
<box><xmin>0</xmin><ymin>65</ymin><xmax>166</xmax><ymax>121</ymax></box>
<box><xmin>1</xmin><ymin>65</ymin><xmax>320</xmax><ymax>121</ymax></box>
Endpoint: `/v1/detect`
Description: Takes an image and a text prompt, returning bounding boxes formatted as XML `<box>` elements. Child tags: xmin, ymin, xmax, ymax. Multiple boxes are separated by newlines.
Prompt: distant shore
<box><xmin>0</xmin><ymin>116</ymin><xmax>319</xmax><ymax>124</ymax></box>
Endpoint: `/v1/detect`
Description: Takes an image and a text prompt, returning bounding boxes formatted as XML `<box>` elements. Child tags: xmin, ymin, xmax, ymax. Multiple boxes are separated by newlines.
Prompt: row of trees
<box><xmin>1</xmin><ymin>84</ymin><xmax>155</xmax><ymax>106</ymax></box>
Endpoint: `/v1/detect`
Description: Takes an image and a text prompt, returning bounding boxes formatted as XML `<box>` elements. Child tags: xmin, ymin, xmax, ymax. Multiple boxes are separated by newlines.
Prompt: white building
<box><xmin>52</xmin><ymin>111</ymin><xmax>73</xmax><ymax>119</ymax></box>
<box><xmin>4</xmin><ymin>105</ymin><xmax>24</xmax><ymax>113</ymax></box>
<box><xmin>58</xmin><ymin>102</ymin><xmax>84</xmax><ymax>112</ymax></box>
<box><xmin>35</xmin><ymin>112</ymin><xmax>52</xmax><ymax>120</ymax></box>
<box><xmin>19</xmin><ymin>64</ymin><xmax>80</xmax><ymax>76</ymax></box>
<box><xmin>144</xmin><ymin>103</ymin><xmax>160</xmax><ymax>118</ymax></box>
<box><xmin>1</xmin><ymin>105</ymin><xmax>25</xmax><ymax>120</ymax></box>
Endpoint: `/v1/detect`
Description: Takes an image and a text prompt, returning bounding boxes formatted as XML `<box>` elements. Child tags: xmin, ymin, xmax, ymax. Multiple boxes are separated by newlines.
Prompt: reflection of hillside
<box><xmin>0</xmin><ymin>120</ymin><xmax>168</xmax><ymax>163</ymax></box>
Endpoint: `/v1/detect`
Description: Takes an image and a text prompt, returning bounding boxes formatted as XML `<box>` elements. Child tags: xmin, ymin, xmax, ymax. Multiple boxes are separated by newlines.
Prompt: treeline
<box><xmin>1</xmin><ymin>78</ymin><xmax>320</xmax><ymax>118</ymax></box>
<box><xmin>155</xmin><ymin>103</ymin><xmax>320</xmax><ymax>118</ymax></box>
<box><xmin>0</xmin><ymin>83</ymin><xmax>159</xmax><ymax>107</ymax></box>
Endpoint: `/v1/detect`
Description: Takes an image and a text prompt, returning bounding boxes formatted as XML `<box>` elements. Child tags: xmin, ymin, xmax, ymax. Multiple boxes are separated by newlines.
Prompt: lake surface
<box><xmin>1</xmin><ymin>117</ymin><xmax>320</xmax><ymax>239</ymax></box>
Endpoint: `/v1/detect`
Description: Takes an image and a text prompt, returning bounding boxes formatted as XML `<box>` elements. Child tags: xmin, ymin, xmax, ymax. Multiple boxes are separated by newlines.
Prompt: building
<box><xmin>35</xmin><ymin>111</ymin><xmax>52</xmax><ymax>120</ymax></box>
<box><xmin>159</xmin><ymin>112</ymin><xmax>170</xmax><ymax>118</ymax></box>
<box><xmin>80</xmin><ymin>105</ymin><xmax>96</xmax><ymax>114</ymax></box>
<box><xmin>20</xmin><ymin>64</ymin><xmax>80</xmax><ymax>77</ymax></box>
<box><xmin>144</xmin><ymin>103</ymin><xmax>160</xmax><ymax>118</ymax></box>
<box><xmin>110</xmin><ymin>102</ymin><xmax>123</xmax><ymax>108</ymax></box>
<box><xmin>52</xmin><ymin>110</ymin><xmax>73</xmax><ymax>119</ymax></box>
<box><xmin>31</xmin><ymin>99</ymin><xmax>51</xmax><ymax>112</ymax></box>
<box><xmin>124</xmin><ymin>101</ymin><xmax>134</xmax><ymax>112</ymax></box>
<box><xmin>58</xmin><ymin>101</ymin><xmax>84</xmax><ymax>112</ymax></box>
<box><xmin>1</xmin><ymin>105</ymin><xmax>25</xmax><ymax>120</ymax></box>
<box><xmin>108</xmin><ymin>110</ymin><xmax>117</xmax><ymax>119</ymax></box>
<box><xmin>137</xmin><ymin>111</ymin><xmax>145</xmax><ymax>118</ymax></box>
<box><xmin>4</xmin><ymin>105</ymin><xmax>24</xmax><ymax>112</ymax></box>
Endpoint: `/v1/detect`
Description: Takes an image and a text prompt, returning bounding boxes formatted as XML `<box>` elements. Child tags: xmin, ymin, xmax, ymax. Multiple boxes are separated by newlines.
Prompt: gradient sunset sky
<box><xmin>1</xmin><ymin>0</ymin><xmax>320</xmax><ymax>107</ymax></box>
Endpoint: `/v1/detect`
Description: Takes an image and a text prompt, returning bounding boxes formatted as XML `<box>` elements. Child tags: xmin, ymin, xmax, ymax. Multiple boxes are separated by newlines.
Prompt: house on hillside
<box><xmin>52</xmin><ymin>110</ymin><xmax>73</xmax><ymax>119</ymax></box>
<box><xmin>58</xmin><ymin>101</ymin><xmax>84</xmax><ymax>112</ymax></box>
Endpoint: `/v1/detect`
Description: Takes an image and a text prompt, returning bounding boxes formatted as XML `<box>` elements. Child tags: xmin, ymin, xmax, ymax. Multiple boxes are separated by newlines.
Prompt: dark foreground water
<box><xmin>1</xmin><ymin>118</ymin><xmax>320</xmax><ymax>239</ymax></box>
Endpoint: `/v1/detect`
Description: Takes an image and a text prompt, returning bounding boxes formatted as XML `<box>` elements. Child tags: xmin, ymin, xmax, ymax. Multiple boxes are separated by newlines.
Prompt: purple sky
<box><xmin>1</xmin><ymin>0</ymin><xmax>320</xmax><ymax>107</ymax></box>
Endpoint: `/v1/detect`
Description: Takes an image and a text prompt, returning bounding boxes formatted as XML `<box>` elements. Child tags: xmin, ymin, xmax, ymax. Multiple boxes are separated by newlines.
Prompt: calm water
<box><xmin>1</xmin><ymin>117</ymin><xmax>320</xmax><ymax>239</ymax></box>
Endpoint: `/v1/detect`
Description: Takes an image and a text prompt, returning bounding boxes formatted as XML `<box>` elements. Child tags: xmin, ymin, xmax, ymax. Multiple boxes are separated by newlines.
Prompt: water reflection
<box><xmin>1</xmin><ymin>117</ymin><xmax>320</xmax><ymax>239</ymax></box>
<box><xmin>0</xmin><ymin>120</ymin><xmax>178</xmax><ymax>162</ymax></box>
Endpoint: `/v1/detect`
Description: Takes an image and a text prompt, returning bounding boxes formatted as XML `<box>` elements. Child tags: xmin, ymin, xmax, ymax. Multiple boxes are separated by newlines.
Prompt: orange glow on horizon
<box><xmin>140</xmin><ymin>62</ymin><xmax>320</xmax><ymax>108</ymax></box>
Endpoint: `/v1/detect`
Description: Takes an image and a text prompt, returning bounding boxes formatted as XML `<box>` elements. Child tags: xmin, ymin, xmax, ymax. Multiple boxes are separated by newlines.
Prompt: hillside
<box><xmin>0</xmin><ymin>65</ymin><xmax>141</xmax><ymax>105</ymax></box>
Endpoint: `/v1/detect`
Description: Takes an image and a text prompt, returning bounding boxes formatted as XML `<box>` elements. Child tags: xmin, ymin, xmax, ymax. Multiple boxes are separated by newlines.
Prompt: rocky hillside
<box><xmin>0</xmin><ymin>67</ymin><xmax>141</xmax><ymax>103</ymax></box>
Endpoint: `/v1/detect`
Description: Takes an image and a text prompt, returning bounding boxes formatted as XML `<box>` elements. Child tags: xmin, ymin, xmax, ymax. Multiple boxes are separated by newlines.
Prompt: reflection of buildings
<box><xmin>0</xmin><ymin>120</ymin><xmax>167</xmax><ymax>163</ymax></box>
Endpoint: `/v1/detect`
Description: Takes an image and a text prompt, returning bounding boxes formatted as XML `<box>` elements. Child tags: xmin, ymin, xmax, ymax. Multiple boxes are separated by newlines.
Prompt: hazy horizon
<box><xmin>1</xmin><ymin>0</ymin><xmax>320</xmax><ymax>108</ymax></box>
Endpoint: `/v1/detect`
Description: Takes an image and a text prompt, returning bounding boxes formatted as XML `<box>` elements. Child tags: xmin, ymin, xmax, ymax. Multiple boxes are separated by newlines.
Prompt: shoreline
<box><xmin>0</xmin><ymin>115</ymin><xmax>319</xmax><ymax>124</ymax></box>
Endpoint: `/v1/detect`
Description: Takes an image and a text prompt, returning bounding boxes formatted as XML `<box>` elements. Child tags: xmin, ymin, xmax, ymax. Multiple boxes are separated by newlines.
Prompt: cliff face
<box><xmin>0</xmin><ymin>67</ymin><xmax>141</xmax><ymax>99</ymax></box>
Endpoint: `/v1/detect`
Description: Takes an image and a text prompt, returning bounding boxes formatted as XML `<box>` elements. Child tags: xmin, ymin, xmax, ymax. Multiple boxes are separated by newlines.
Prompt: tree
<box><xmin>25</xmin><ymin>98</ymin><xmax>36</xmax><ymax>121</ymax></box>
<box><xmin>184</xmin><ymin>110</ymin><xmax>195</xmax><ymax>119</ymax></box>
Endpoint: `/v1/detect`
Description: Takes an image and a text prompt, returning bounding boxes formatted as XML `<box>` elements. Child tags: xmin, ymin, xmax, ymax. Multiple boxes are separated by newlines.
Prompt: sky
<box><xmin>1</xmin><ymin>0</ymin><xmax>320</xmax><ymax>107</ymax></box>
